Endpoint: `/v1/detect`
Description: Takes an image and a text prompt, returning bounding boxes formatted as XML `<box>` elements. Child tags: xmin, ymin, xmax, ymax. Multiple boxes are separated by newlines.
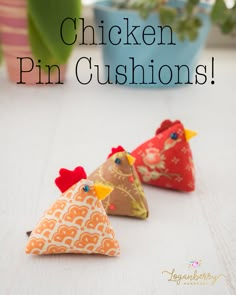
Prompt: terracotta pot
<box><xmin>0</xmin><ymin>0</ymin><xmax>66</xmax><ymax>85</ymax></box>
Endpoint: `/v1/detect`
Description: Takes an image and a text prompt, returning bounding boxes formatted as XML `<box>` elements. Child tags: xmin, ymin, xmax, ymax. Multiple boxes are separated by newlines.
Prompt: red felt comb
<box><xmin>155</xmin><ymin>120</ymin><xmax>181</xmax><ymax>135</ymax></box>
<box><xmin>107</xmin><ymin>146</ymin><xmax>125</xmax><ymax>159</ymax></box>
<box><xmin>55</xmin><ymin>166</ymin><xmax>87</xmax><ymax>193</ymax></box>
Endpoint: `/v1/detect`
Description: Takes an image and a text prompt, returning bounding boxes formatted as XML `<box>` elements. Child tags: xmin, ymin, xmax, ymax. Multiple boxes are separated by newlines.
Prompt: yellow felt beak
<box><xmin>94</xmin><ymin>183</ymin><xmax>113</xmax><ymax>201</ymax></box>
<box><xmin>184</xmin><ymin>129</ymin><xmax>197</xmax><ymax>141</ymax></box>
<box><xmin>126</xmin><ymin>153</ymin><xmax>136</xmax><ymax>166</ymax></box>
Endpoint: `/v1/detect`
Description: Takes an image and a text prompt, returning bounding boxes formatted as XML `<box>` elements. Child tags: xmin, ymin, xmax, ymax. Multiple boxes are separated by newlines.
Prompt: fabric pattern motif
<box><xmin>89</xmin><ymin>149</ymin><xmax>149</xmax><ymax>219</ymax></box>
<box><xmin>25</xmin><ymin>180</ymin><xmax>120</xmax><ymax>256</ymax></box>
<box><xmin>132</xmin><ymin>120</ymin><xmax>195</xmax><ymax>192</ymax></box>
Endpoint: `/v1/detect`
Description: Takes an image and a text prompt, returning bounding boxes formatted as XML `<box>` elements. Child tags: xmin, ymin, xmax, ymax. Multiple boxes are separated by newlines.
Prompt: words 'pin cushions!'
<box><xmin>89</xmin><ymin>146</ymin><xmax>149</xmax><ymax>219</ymax></box>
<box><xmin>26</xmin><ymin>167</ymin><xmax>120</xmax><ymax>256</ymax></box>
<box><xmin>132</xmin><ymin>120</ymin><xmax>197</xmax><ymax>192</ymax></box>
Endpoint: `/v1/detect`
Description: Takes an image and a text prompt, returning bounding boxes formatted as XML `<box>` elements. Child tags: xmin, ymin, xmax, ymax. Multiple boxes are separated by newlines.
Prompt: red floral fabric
<box><xmin>131</xmin><ymin>120</ymin><xmax>195</xmax><ymax>192</ymax></box>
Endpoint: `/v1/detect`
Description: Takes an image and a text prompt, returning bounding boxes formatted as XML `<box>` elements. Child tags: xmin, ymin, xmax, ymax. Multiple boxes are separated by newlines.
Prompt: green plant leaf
<box><xmin>28</xmin><ymin>0</ymin><xmax>81</xmax><ymax>64</ymax></box>
<box><xmin>188</xmin><ymin>0</ymin><xmax>200</xmax><ymax>7</ymax></box>
<box><xmin>212</xmin><ymin>0</ymin><xmax>236</xmax><ymax>34</ymax></box>
<box><xmin>185</xmin><ymin>0</ymin><xmax>200</xmax><ymax>16</ymax></box>
<box><xmin>193</xmin><ymin>17</ymin><xmax>202</xmax><ymax>28</ymax></box>
<box><xmin>159</xmin><ymin>6</ymin><xmax>177</xmax><ymax>25</ymax></box>
<box><xmin>221</xmin><ymin>17</ymin><xmax>235</xmax><ymax>34</ymax></box>
<box><xmin>211</xmin><ymin>0</ymin><xmax>227</xmax><ymax>23</ymax></box>
<box><xmin>186</xmin><ymin>2</ymin><xmax>194</xmax><ymax>15</ymax></box>
<box><xmin>28</xmin><ymin>15</ymin><xmax>56</xmax><ymax>64</ymax></box>
<box><xmin>188</xmin><ymin>28</ymin><xmax>198</xmax><ymax>41</ymax></box>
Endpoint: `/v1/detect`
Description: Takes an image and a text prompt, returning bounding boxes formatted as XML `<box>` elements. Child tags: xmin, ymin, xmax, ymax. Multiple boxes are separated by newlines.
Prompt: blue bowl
<box><xmin>94</xmin><ymin>0</ymin><xmax>212</xmax><ymax>88</ymax></box>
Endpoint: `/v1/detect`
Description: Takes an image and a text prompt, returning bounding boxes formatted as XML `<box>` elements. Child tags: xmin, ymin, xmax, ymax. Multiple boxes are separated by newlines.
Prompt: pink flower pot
<box><xmin>0</xmin><ymin>0</ymin><xmax>66</xmax><ymax>85</ymax></box>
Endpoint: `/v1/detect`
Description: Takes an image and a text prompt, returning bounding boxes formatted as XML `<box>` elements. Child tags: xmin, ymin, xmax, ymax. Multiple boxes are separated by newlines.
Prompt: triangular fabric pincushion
<box><xmin>88</xmin><ymin>146</ymin><xmax>149</xmax><ymax>219</ymax></box>
<box><xmin>26</xmin><ymin>169</ymin><xmax>120</xmax><ymax>256</ymax></box>
<box><xmin>131</xmin><ymin>120</ymin><xmax>196</xmax><ymax>192</ymax></box>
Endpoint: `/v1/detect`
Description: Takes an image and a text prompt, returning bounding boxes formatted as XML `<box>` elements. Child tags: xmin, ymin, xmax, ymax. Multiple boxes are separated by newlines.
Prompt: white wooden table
<box><xmin>0</xmin><ymin>48</ymin><xmax>235</xmax><ymax>295</ymax></box>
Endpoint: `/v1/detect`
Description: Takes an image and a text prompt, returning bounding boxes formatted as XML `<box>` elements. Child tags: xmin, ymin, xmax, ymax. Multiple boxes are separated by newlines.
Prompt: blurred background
<box><xmin>81</xmin><ymin>0</ymin><xmax>236</xmax><ymax>48</ymax></box>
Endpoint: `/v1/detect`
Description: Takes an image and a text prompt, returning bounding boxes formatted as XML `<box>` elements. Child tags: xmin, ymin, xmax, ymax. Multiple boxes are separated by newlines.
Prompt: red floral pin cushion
<box><xmin>131</xmin><ymin>120</ymin><xmax>197</xmax><ymax>192</ymax></box>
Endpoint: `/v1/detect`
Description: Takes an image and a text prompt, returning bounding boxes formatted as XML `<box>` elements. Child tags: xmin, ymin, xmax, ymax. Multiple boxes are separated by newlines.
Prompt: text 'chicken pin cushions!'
<box><xmin>132</xmin><ymin>120</ymin><xmax>197</xmax><ymax>192</ymax></box>
<box><xmin>88</xmin><ymin>146</ymin><xmax>149</xmax><ymax>219</ymax></box>
<box><xmin>26</xmin><ymin>167</ymin><xmax>120</xmax><ymax>256</ymax></box>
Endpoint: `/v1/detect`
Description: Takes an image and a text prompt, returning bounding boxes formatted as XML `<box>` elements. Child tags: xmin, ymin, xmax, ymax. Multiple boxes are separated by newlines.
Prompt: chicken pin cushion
<box><xmin>26</xmin><ymin>167</ymin><xmax>120</xmax><ymax>256</ymax></box>
<box><xmin>132</xmin><ymin>120</ymin><xmax>197</xmax><ymax>192</ymax></box>
<box><xmin>89</xmin><ymin>146</ymin><xmax>149</xmax><ymax>219</ymax></box>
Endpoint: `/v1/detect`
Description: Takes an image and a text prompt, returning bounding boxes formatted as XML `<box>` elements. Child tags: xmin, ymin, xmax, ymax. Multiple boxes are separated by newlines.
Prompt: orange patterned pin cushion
<box><xmin>25</xmin><ymin>167</ymin><xmax>120</xmax><ymax>256</ymax></box>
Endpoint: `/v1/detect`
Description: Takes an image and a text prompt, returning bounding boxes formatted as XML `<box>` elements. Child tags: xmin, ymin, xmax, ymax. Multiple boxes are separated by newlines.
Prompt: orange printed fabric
<box><xmin>132</xmin><ymin>120</ymin><xmax>197</xmax><ymax>192</ymax></box>
<box><xmin>25</xmin><ymin>179</ymin><xmax>120</xmax><ymax>256</ymax></box>
<box><xmin>89</xmin><ymin>146</ymin><xmax>149</xmax><ymax>219</ymax></box>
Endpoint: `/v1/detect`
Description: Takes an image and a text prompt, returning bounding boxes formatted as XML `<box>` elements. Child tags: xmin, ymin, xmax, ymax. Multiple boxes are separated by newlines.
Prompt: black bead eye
<box><xmin>170</xmin><ymin>132</ymin><xmax>178</xmax><ymax>140</ymax></box>
<box><xmin>115</xmin><ymin>158</ymin><xmax>121</xmax><ymax>164</ymax></box>
<box><xmin>82</xmin><ymin>185</ymin><xmax>90</xmax><ymax>192</ymax></box>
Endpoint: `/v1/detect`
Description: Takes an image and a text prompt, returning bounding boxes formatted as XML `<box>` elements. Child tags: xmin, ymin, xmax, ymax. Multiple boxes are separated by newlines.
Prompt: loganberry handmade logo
<box><xmin>162</xmin><ymin>260</ymin><xmax>225</xmax><ymax>286</ymax></box>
